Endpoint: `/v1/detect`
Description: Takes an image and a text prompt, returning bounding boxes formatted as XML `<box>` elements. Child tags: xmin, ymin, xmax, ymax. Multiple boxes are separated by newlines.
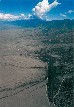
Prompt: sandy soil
<box><xmin>0</xmin><ymin>28</ymin><xmax>50</xmax><ymax>107</ymax></box>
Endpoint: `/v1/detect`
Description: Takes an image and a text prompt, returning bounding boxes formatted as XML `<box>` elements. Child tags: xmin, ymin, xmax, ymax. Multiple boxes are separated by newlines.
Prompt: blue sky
<box><xmin>0</xmin><ymin>0</ymin><xmax>74</xmax><ymax>21</ymax></box>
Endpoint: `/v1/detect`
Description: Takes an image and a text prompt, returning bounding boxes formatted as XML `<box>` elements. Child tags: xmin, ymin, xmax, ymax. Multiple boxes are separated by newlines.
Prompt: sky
<box><xmin>0</xmin><ymin>0</ymin><xmax>74</xmax><ymax>21</ymax></box>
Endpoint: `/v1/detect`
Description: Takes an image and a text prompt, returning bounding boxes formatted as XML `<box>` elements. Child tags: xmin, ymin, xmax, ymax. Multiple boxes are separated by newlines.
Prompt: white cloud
<box><xmin>0</xmin><ymin>13</ymin><xmax>19</xmax><ymax>20</ymax></box>
<box><xmin>32</xmin><ymin>0</ymin><xmax>61</xmax><ymax>19</ymax></box>
<box><xmin>68</xmin><ymin>10</ymin><xmax>74</xmax><ymax>14</ymax></box>
<box><xmin>60</xmin><ymin>13</ymin><xmax>67</xmax><ymax>17</ymax></box>
<box><xmin>0</xmin><ymin>13</ymin><xmax>32</xmax><ymax>21</ymax></box>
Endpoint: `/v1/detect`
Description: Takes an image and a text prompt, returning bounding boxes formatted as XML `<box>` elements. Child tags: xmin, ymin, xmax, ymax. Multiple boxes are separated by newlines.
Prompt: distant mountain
<box><xmin>0</xmin><ymin>19</ymin><xmax>74</xmax><ymax>29</ymax></box>
<box><xmin>11</xmin><ymin>19</ymin><xmax>74</xmax><ymax>28</ymax></box>
<box><xmin>0</xmin><ymin>19</ymin><xmax>45</xmax><ymax>28</ymax></box>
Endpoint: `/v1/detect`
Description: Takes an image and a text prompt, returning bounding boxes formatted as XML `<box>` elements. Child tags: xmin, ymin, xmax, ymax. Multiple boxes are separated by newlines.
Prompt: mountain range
<box><xmin>0</xmin><ymin>19</ymin><xmax>74</xmax><ymax>28</ymax></box>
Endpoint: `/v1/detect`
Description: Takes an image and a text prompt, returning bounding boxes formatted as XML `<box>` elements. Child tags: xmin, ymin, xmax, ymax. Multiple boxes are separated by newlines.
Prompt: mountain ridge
<box><xmin>0</xmin><ymin>19</ymin><xmax>74</xmax><ymax>28</ymax></box>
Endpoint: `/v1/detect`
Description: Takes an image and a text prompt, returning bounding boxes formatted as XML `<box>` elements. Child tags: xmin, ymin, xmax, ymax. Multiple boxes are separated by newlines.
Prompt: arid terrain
<box><xmin>0</xmin><ymin>19</ymin><xmax>74</xmax><ymax>107</ymax></box>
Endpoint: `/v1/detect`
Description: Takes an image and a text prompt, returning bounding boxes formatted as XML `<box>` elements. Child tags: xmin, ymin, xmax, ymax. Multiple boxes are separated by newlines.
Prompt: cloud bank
<box><xmin>0</xmin><ymin>13</ymin><xmax>32</xmax><ymax>21</ymax></box>
<box><xmin>32</xmin><ymin>0</ymin><xmax>61</xmax><ymax>19</ymax></box>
